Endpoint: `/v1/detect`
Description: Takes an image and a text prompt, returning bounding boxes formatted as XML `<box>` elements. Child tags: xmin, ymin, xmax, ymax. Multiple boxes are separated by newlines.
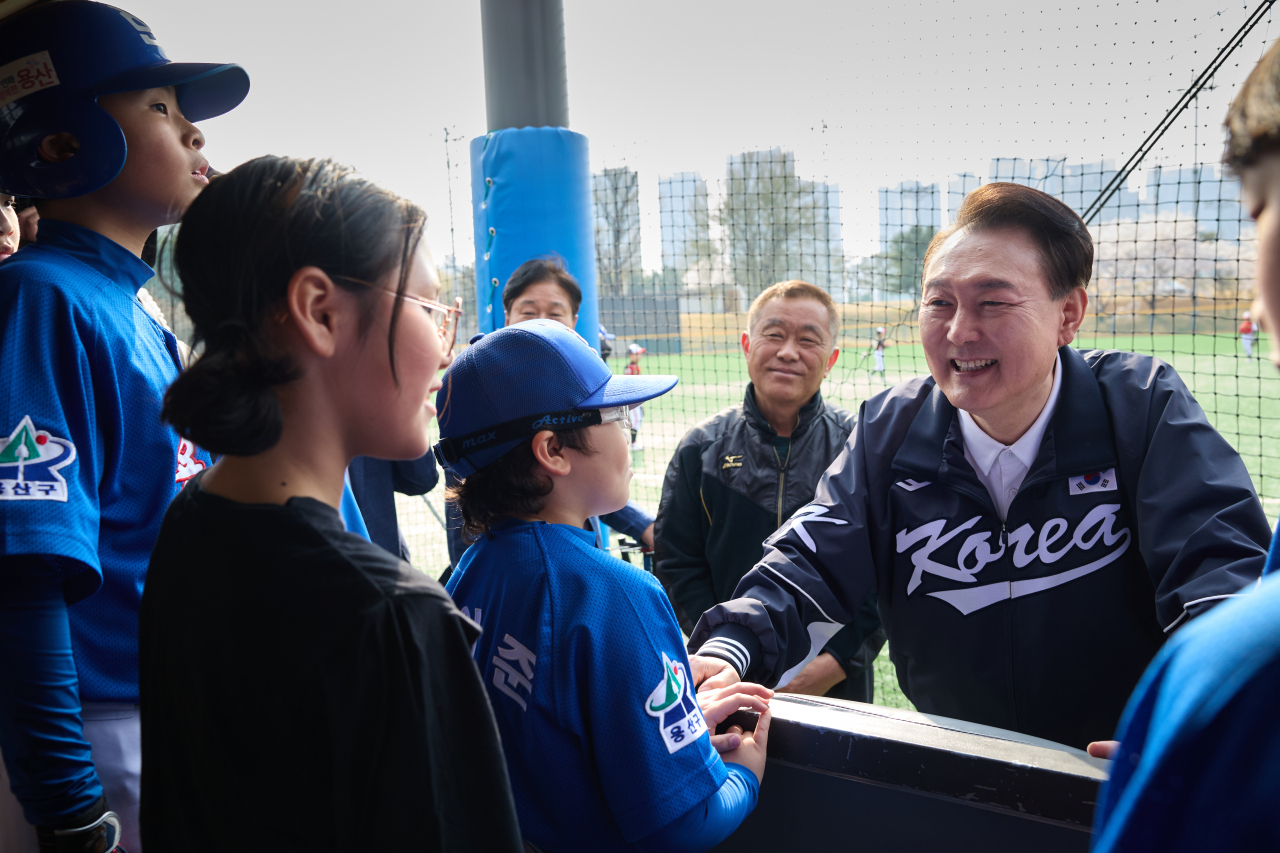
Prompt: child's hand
<box><xmin>720</xmin><ymin>707</ymin><xmax>771</xmax><ymax>784</ymax></box>
<box><xmin>698</xmin><ymin>683</ymin><xmax>772</xmax><ymax>753</ymax></box>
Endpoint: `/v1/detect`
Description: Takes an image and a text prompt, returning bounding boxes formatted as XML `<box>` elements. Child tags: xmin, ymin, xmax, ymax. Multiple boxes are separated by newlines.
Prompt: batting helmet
<box><xmin>0</xmin><ymin>1</ymin><xmax>250</xmax><ymax>199</ymax></box>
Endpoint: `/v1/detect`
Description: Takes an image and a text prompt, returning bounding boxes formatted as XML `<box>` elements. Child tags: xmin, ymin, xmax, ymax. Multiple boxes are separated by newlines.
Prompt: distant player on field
<box><xmin>625</xmin><ymin>343</ymin><xmax>646</xmax><ymax>449</ymax></box>
<box><xmin>1240</xmin><ymin>311</ymin><xmax>1257</xmax><ymax>358</ymax></box>
<box><xmin>0</xmin><ymin>5</ymin><xmax>247</xmax><ymax>849</ymax></box>
<box><xmin>872</xmin><ymin>326</ymin><xmax>887</xmax><ymax>376</ymax></box>
<box><xmin>439</xmin><ymin>320</ymin><xmax>773</xmax><ymax>852</ymax></box>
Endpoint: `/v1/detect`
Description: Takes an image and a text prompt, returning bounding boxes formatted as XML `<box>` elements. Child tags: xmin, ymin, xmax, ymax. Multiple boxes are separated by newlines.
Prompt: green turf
<box><xmin>399</xmin><ymin>331</ymin><xmax>1280</xmax><ymax>715</ymax></box>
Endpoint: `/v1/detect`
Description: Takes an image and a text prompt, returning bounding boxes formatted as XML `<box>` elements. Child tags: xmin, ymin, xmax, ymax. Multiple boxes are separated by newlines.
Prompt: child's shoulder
<box><xmin>0</xmin><ymin>246</ymin><xmax>127</xmax><ymax>314</ymax></box>
<box><xmin>531</xmin><ymin>523</ymin><xmax>668</xmax><ymax>605</ymax></box>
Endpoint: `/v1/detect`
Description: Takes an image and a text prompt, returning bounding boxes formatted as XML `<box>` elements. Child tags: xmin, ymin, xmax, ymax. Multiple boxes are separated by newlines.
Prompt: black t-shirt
<box><xmin>139</xmin><ymin>472</ymin><xmax>522</xmax><ymax>852</ymax></box>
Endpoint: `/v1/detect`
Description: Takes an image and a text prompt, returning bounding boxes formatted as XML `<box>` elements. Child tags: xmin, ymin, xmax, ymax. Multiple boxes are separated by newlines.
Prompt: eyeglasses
<box><xmin>379</xmin><ymin>288</ymin><xmax>462</xmax><ymax>327</ymax></box>
<box><xmin>434</xmin><ymin>405</ymin><xmax>635</xmax><ymax>473</ymax></box>
<box><xmin>599</xmin><ymin>406</ymin><xmax>631</xmax><ymax>430</ymax></box>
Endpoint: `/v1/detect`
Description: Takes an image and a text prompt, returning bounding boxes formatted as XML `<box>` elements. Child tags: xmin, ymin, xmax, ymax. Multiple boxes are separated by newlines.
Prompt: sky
<box><xmin>120</xmin><ymin>0</ymin><xmax>1274</xmax><ymax>266</ymax></box>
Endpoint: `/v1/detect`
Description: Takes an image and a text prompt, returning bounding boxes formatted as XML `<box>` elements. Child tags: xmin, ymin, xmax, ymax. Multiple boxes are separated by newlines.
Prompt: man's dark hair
<box><xmin>922</xmin><ymin>182</ymin><xmax>1094</xmax><ymax>301</ymax></box>
<box><xmin>447</xmin><ymin>430</ymin><xmax>595</xmax><ymax>541</ymax></box>
<box><xmin>502</xmin><ymin>256</ymin><xmax>582</xmax><ymax>316</ymax></box>
<box><xmin>1225</xmin><ymin>38</ymin><xmax>1280</xmax><ymax>170</ymax></box>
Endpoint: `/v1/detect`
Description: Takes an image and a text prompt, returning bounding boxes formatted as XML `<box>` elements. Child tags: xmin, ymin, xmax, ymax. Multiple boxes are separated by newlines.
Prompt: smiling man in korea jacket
<box><xmin>689</xmin><ymin>183</ymin><xmax>1271</xmax><ymax>750</ymax></box>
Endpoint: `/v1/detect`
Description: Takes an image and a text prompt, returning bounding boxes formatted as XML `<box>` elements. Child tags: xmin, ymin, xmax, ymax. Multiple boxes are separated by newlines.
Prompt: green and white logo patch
<box><xmin>0</xmin><ymin>416</ymin><xmax>76</xmax><ymax>501</ymax></box>
<box><xmin>645</xmin><ymin>653</ymin><xmax>708</xmax><ymax>754</ymax></box>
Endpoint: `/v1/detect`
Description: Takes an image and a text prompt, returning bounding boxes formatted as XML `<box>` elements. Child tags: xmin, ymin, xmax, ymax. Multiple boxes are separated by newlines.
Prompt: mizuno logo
<box><xmin>895</xmin><ymin>504</ymin><xmax>1131</xmax><ymax>615</ymax></box>
<box><xmin>722</xmin><ymin>455</ymin><xmax>743</xmax><ymax>469</ymax></box>
<box><xmin>896</xmin><ymin>479</ymin><xmax>931</xmax><ymax>491</ymax></box>
<box><xmin>462</xmin><ymin>430</ymin><xmax>497</xmax><ymax>449</ymax></box>
<box><xmin>531</xmin><ymin>413</ymin><xmax>585</xmax><ymax>430</ymax></box>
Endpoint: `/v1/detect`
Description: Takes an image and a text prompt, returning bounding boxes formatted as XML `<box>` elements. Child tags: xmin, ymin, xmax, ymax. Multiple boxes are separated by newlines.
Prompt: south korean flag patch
<box><xmin>645</xmin><ymin>653</ymin><xmax>707</xmax><ymax>754</ymax></box>
<box><xmin>1069</xmin><ymin>468</ymin><xmax>1117</xmax><ymax>495</ymax></box>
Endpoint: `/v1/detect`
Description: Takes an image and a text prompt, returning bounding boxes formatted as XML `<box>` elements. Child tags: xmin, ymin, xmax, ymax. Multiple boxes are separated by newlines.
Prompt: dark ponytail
<box><xmin>161</xmin><ymin>156</ymin><xmax>426</xmax><ymax>456</ymax></box>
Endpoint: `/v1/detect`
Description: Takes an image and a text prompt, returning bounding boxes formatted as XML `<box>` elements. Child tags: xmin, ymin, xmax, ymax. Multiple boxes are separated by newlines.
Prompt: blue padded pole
<box><xmin>470</xmin><ymin>127</ymin><xmax>599</xmax><ymax>350</ymax></box>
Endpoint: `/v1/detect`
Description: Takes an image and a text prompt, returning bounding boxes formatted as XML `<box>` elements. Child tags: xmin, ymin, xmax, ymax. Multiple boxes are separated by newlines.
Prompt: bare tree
<box><xmin>592</xmin><ymin>167</ymin><xmax>642</xmax><ymax>296</ymax></box>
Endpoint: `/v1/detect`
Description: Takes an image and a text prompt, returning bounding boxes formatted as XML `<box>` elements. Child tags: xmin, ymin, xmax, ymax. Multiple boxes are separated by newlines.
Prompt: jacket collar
<box><xmin>892</xmin><ymin>346</ymin><xmax>1117</xmax><ymax>482</ymax></box>
<box><xmin>743</xmin><ymin>383</ymin><xmax>826</xmax><ymax>439</ymax></box>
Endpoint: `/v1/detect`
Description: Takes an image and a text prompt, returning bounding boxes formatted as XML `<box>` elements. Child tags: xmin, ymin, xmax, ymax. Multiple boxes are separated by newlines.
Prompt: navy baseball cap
<box><xmin>434</xmin><ymin>319</ymin><xmax>677</xmax><ymax>477</ymax></box>
<box><xmin>0</xmin><ymin>2</ymin><xmax>250</xmax><ymax>198</ymax></box>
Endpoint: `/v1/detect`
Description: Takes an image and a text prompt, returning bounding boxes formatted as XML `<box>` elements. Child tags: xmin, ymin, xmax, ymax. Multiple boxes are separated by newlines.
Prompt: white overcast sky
<box><xmin>124</xmin><ymin>0</ymin><xmax>1273</xmax><ymax>265</ymax></box>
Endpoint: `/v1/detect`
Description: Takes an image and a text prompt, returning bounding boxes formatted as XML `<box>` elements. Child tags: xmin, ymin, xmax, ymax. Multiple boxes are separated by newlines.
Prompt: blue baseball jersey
<box><xmin>446</xmin><ymin>518</ymin><xmax>727</xmax><ymax>851</ymax></box>
<box><xmin>0</xmin><ymin>220</ymin><xmax>212</xmax><ymax>702</ymax></box>
<box><xmin>1092</xmin><ymin>553</ymin><xmax>1280</xmax><ymax>851</ymax></box>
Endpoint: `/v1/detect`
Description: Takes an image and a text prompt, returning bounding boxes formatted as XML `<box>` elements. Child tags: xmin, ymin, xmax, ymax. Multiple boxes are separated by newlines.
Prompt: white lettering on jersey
<box><xmin>460</xmin><ymin>606</ymin><xmax>482</xmax><ymax>657</ymax></box>
<box><xmin>779</xmin><ymin>505</ymin><xmax>848</xmax><ymax>552</ymax></box>
<box><xmin>0</xmin><ymin>416</ymin><xmax>76</xmax><ymax>502</ymax></box>
<box><xmin>895</xmin><ymin>479</ymin><xmax>932</xmax><ymax>492</ymax></box>
<box><xmin>492</xmin><ymin>634</ymin><xmax>537</xmax><ymax>712</ymax></box>
<box><xmin>1069</xmin><ymin>468</ymin><xmax>1118</xmax><ymax>495</ymax></box>
<box><xmin>644</xmin><ymin>653</ymin><xmax>707</xmax><ymax>754</ymax></box>
<box><xmin>175</xmin><ymin>439</ymin><xmax>206</xmax><ymax>483</ymax></box>
<box><xmin>896</xmin><ymin>504</ymin><xmax>1131</xmax><ymax>614</ymax></box>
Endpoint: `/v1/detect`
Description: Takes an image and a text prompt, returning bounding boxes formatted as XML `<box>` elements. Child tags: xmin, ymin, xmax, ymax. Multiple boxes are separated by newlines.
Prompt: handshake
<box><xmin>692</xmin><ymin>656</ymin><xmax>774</xmax><ymax>785</ymax></box>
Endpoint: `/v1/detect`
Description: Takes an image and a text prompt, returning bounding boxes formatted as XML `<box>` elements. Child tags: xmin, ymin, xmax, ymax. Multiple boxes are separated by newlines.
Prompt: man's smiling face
<box><xmin>742</xmin><ymin>296</ymin><xmax>838</xmax><ymax>412</ymax></box>
<box><xmin>918</xmin><ymin>226</ymin><xmax>1084</xmax><ymax>438</ymax></box>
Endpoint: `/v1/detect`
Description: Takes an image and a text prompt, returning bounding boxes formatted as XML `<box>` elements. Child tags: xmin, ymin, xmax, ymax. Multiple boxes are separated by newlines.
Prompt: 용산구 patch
<box><xmin>0</xmin><ymin>415</ymin><xmax>76</xmax><ymax>501</ymax></box>
<box><xmin>645</xmin><ymin>653</ymin><xmax>708</xmax><ymax>754</ymax></box>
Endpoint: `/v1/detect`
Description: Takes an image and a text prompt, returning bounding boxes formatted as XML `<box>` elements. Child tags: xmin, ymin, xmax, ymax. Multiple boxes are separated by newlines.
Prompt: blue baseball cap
<box><xmin>434</xmin><ymin>319</ymin><xmax>677</xmax><ymax>477</ymax></box>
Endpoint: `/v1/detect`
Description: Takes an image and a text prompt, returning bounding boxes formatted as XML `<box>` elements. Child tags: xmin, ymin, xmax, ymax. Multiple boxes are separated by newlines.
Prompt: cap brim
<box><xmin>95</xmin><ymin>62</ymin><xmax>250</xmax><ymax>122</ymax></box>
<box><xmin>578</xmin><ymin>374</ymin><xmax>678</xmax><ymax>408</ymax></box>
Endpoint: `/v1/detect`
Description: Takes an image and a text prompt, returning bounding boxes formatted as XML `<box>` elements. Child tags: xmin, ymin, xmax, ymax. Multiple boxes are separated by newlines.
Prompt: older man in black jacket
<box><xmin>656</xmin><ymin>280</ymin><xmax>885</xmax><ymax>701</ymax></box>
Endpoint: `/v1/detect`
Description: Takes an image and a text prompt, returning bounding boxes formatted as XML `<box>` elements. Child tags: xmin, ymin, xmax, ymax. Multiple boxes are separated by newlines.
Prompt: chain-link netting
<box><xmin>143</xmin><ymin>1</ymin><xmax>1279</xmax><ymax>711</ymax></box>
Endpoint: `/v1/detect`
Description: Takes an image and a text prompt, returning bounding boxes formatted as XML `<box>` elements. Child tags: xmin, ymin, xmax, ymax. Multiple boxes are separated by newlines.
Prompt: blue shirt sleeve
<box><xmin>0</xmin><ymin>276</ymin><xmax>104</xmax><ymax>588</ymax></box>
<box><xmin>1093</xmin><ymin>658</ymin><xmax>1280</xmax><ymax>852</ymax></box>
<box><xmin>634</xmin><ymin>763</ymin><xmax>758</xmax><ymax>853</ymax></box>
<box><xmin>1093</xmin><ymin>568</ymin><xmax>1280</xmax><ymax>852</ymax></box>
<box><xmin>0</xmin><ymin>556</ymin><xmax>102</xmax><ymax>825</ymax></box>
<box><xmin>600</xmin><ymin>499</ymin><xmax>654</xmax><ymax>541</ymax></box>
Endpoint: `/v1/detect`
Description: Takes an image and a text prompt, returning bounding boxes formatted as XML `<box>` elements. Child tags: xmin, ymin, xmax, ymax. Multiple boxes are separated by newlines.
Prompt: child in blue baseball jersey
<box><xmin>0</xmin><ymin>4</ymin><xmax>248</xmax><ymax>851</ymax></box>
<box><xmin>1087</xmin><ymin>38</ymin><xmax>1280</xmax><ymax>852</ymax></box>
<box><xmin>438</xmin><ymin>319</ymin><xmax>773</xmax><ymax>853</ymax></box>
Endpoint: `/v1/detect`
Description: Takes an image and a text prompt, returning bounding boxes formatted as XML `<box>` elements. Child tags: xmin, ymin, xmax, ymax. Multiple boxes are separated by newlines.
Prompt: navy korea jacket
<box><xmin>691</xmin><ymin>346</ymin><xmax>1272</xmax><ymax>748</ymax></box>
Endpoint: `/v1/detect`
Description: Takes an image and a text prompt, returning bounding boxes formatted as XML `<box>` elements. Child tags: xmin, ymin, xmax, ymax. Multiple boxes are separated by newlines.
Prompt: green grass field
<box><xmin>398</xmin><ymin>331</ymin><xmax>1279</xmax><ymax>713</ymax></box>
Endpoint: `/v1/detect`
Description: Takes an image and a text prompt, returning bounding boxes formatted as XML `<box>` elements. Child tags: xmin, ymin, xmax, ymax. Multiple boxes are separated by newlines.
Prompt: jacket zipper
<box><xmin>772</xmin><ymin>444</ymin><xmax>789</xmax><ymax>527</ymax></box>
